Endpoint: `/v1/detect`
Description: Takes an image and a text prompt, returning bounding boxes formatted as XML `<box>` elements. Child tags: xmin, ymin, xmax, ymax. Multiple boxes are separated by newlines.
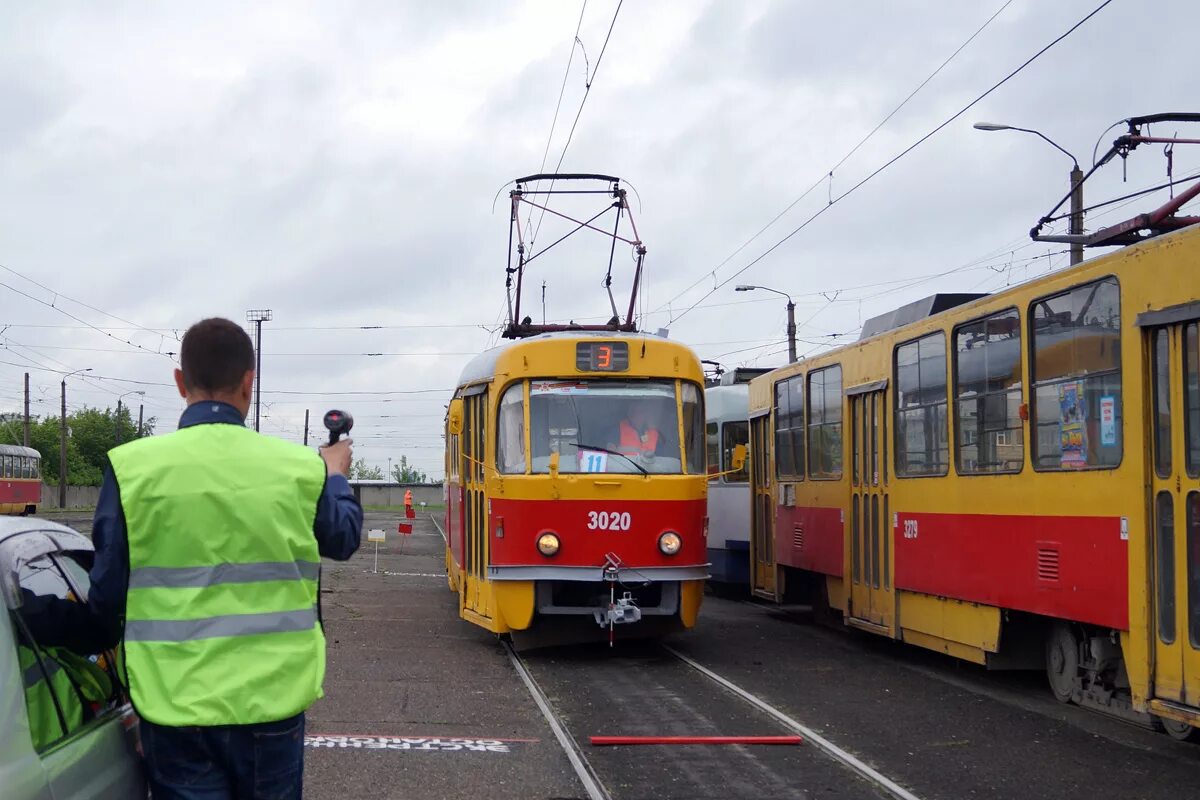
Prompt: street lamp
<box><xmin>60</xmin><ymin>367</ymin><xmax>92</xmax><ymax>508</ymax></box>
<box><xmin>116</xmin><ymin>390</ymin><xmax>146</xmax><ymax>445</ymax></box>
<box><xmin>735</xmin><ymin>285</ymin><xmax>797</xmax><ymax>363</ymax></box>
<box><xmin>974</xmin><ymin>122</ymin><xmax>1085</xmax><ymax>266</ymax></box>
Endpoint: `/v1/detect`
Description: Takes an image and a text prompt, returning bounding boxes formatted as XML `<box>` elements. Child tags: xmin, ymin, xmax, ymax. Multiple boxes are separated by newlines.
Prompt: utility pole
<box><xmin>1069</xmin><ymin>164</ymin><xmax>1084</xmax><ymax>266</ymax></box>
<box><xmin>735</xmin><ymin>285</ymin><xmax>798</xmax><ymax>363</ymax></box>
<box><xmin>303</xmin><ymin>409</ymin><xmax>310</xmax><ymax>446</ymax></box>
<box><xmin>60</xmin><ymin>382</ymin><xmax>66</xmax><ymax>508</ymax></box>
<box><xmin>973</xmin><ymin>123</ymin><xmax>1084</xmax><ymax>265</ymax></box>
<box><xmin>785</xmin><ymin>300</ymin><xmax>797</xmax><ymax>364</ymax></box>
<box><xmin>23</xmin><ymin>373</ymin><xmax>30</xmax><ymax>447</ymax></box>
<box><xmin>116</xmin><ymin>390</ymin><xmax>144</xmax><ymax>445</ymax></box>
<box><xmin>246</xmin><ymin>309</ymin><xmax>273</xmax><ymax>432</ymax></box>
<box><xmin>137</xmin><ymin>403</ymin><xmax>144</xmax><ymax>438</ymax></box>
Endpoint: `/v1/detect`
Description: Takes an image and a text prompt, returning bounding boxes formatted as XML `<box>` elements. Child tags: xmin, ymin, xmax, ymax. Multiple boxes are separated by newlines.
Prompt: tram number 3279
<box><xmin>587</xmin><ymin>511</ymin><xmax>632</xmax><ymax>531</ymax></box>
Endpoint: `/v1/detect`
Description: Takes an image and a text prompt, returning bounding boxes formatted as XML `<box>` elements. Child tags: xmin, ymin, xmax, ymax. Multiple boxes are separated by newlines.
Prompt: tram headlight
<box><xmin>658</xmin><ymin>531</ymin><xmax>682</xmax><ymax>556</ymax></box>
<box><xmin>536</xmin><ymin>532</ymin><xmax>561</xmax><ymax>557</ymax></box>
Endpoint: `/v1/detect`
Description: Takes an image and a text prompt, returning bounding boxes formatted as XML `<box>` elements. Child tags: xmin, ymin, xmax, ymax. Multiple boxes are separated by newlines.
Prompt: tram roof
<box><xmin>704</xmin><ymin>382</ymin><xmax>750</xmax><ymax>423</ymax></box>
<box><xmin>0</xmin><ymin>445</ymin><xmax>40</xmax><ymax>458</ymax></box>
<box><xmin>454</xmin><ymin>329</ymin><xmax>683</xmax><ymax>389</ymax></box>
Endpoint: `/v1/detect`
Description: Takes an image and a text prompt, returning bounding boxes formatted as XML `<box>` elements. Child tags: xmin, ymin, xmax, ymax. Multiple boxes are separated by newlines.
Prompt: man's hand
<box><xmin>320</xmin><ymin>438</ymin><xmax>353</xmax><ymax>477</ymax></box>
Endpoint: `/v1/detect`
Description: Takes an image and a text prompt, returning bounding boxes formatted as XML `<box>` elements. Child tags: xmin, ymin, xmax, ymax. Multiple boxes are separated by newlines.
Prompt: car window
<box><xmin>11</xmin><ymin>549</ymin><xmax>121</xmax><ymax>753</ymax></box>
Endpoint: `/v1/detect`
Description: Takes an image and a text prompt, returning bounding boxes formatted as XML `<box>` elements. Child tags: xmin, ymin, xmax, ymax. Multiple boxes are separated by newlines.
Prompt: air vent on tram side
<box><xmin>793</xmin><ymin>523</ymin><xmax>805</xmax><ymax>552</ymax></box>
<box><xmin>1036</xmin><ymin>545</ymin><xmax>1061</xmax><ymax>582</ymax></box>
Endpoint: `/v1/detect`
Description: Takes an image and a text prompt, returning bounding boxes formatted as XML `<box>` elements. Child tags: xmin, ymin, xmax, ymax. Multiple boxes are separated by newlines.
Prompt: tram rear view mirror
<box><xmin>447</xmin><ymin>399</ymin><xmax>464</xmax><ymax>436</ymax></box>
<box><xmin>731</xmin><ymin>444</ymin><xmax>747</xmax><ymax>472</ymax></box>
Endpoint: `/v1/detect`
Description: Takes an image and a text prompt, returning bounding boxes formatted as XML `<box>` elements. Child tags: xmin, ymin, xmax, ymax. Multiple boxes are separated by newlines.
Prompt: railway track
<box><xmin>507</xmin><ymin>639</ymin><xmax>918</xmax><ymax>800</ymax></box>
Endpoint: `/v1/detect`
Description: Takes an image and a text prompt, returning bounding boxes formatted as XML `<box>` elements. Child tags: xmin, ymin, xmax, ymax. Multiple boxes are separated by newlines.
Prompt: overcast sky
<box><xmin>2</xmin><ymin>0</ymin><xmax>1196</xmax><ymax>478</ymax></box>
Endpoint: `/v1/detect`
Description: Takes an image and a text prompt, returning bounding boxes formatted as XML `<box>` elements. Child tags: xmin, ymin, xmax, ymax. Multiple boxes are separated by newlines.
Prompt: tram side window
<box><xmin>722</xmin><ymin>421</ymin><xmax>749</xmax><ymax>483</ymax></box>
<box><xmin>496</xmin><ymin>384</ymin><xmax>526</xmax><ymax>474</ymax></box>
<box><xmin>807</xmin><ymin>365</ymin><xmax>843</xmax><ymax>479</ymax></box>
<box><xmin>681</xmin><ymin>383</ymin><xmax>706</xmax><ymax>476</ymax></box>
<box><xmin>1031</xmin><ymin>277</ymin><xmax>1122</xmax><ymax>470</ymax></box>
<box><xmin>895</xmin><ymin>333</ymin><xmax>949</xmax><ymax>476</ymax></box>
<box><xmin>706</xmin><ymin>422</ymin><xmax>720</xmax><ymax>480</ymax></box>
<box><xmin>774</xmin><ymin>377</ymin><xmax>804</xmax><ymax>480</ymax></box>
<box><xmin>954</xmin><ymin>309</ymin><xmax>1023</xmax><ymax>474</ymax></box>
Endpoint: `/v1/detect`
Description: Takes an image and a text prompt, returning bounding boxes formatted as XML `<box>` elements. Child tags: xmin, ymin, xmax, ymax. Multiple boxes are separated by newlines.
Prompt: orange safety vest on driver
<box><xmin>618</xmin><ymin>421</ymin><xmax>659</xmax><ymax>456</ymax></box>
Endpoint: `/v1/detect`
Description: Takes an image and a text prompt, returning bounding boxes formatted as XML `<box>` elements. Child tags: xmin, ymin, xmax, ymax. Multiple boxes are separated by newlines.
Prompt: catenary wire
<box><xmin>667</xmin><ymin>0</ymin><xmax>1117</xmax><ymax>326</ymax></box>
<box><xmin>653</xmin><ymin>0</ymin><xmax>1015</xmax><ymax>315</ymax></box>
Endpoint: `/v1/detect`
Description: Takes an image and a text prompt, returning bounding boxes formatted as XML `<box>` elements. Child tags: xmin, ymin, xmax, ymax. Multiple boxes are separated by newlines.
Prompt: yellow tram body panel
<box><xmin>443</xmin><ymin>332</ymin><xmax>710</xmax><ymax>637</ymax></box>
<box><xmin>747</xmin><ymin>224</ymin><xmax>1200</xmax><ymax>728</ymax></box>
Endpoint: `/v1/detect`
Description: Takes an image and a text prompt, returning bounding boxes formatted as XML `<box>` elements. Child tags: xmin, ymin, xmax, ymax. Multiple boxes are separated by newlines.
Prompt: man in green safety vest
<box><xmin>23</xmin><ymin>317</ymin><xmax>363</xmax><ymax>799</ymax></box>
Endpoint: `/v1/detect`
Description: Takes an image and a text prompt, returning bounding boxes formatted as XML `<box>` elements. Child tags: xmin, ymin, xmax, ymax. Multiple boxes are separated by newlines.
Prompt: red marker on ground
<box><xmin>589</xmin><ymin>735</ymin><xmax>803</xmax><ymax>746</ymax></box>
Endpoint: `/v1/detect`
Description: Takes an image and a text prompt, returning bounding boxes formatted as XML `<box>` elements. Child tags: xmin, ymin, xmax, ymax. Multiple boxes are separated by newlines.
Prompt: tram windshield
<box><xmin>497</xmin><ymin>379</ymin><xmax>705</xmax><ymax>475</ymax></box>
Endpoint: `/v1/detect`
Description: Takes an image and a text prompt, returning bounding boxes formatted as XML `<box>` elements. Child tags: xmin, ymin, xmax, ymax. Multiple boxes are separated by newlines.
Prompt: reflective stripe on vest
<box><xmin>109</xmin><ymin>423</ymin><xmax>327</xmax><ymax>727</ymax></box>
<box><xmin>23</xmin><ymin>656</ymin><xmax>61</xmax><ymax>689</ymax></box>
<box><xmin>129</xmin><ymin>560</ymin><xmax>321</xmax><ymax>589</ymax></box>
<box><xmin>125</xmin><ymin>607</ymin><xmax>319</xmax><ymax>642</ymax></box>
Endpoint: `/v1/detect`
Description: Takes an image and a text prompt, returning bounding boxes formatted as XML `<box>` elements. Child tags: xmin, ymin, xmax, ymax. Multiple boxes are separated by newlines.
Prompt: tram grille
<box><xmin>1036</xmin><ymin>547</ymin><xmax>1060</xmax><ymax>582</ymax></box>
<box><xmin>792</xmin><ymin>523</ymin><xmax>804</xmax><ymax>552</ymax></box>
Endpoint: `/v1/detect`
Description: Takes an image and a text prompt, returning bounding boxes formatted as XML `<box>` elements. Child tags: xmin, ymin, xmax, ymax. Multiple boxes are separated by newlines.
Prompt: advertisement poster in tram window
<box><xmin>1099</xmin><ymin>395</ymin><xmax>1117</xmax><ymax>446</ymax></box>
<box><xmin>1059</xmin><ymin>381</ymin><xmax>1088</xmax><ymax>468</ymax></box>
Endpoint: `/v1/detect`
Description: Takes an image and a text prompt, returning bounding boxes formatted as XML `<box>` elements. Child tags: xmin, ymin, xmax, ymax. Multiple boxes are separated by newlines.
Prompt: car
<box><xmin>0</xmin><ymin>517</ymin><xmax>146</xmax><ymax>799</ymax></box>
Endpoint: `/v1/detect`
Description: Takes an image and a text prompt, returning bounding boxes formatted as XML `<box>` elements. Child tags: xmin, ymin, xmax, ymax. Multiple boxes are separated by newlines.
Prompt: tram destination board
<box><xmin>576</xmin><ymin>341</ymin><xmax>628</xmax><ymax>372</ymax></box>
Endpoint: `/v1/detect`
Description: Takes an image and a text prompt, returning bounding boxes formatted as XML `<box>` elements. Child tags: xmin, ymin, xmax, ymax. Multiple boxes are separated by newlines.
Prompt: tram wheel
<box><xmin>1161</xmin><ymin>717</ymin><xmax>1200</xmax><ymax>742</ymax></box>
<box><xmin>1045</xmin><ymin>623</ymin><xmax>1079</xmax><ymax>704</ymax></box>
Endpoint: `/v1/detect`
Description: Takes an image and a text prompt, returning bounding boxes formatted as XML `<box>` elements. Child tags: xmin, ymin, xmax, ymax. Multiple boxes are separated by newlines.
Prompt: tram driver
<box><xmin>612</xmin><ymin>403</ymin><xmax>663</xmax><ymax>460</ymax></box>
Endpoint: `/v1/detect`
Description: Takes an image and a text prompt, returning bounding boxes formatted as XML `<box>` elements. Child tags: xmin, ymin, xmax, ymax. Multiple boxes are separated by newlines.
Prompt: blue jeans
<box><xmin>140</xmin><ymin>713</ymin><xmax>305</xmax><ymax>800</ymax></box>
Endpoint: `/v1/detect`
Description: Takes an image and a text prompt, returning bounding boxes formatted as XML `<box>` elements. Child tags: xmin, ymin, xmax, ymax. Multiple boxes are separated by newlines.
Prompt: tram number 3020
<box><xmin>587</xmin><ymin>511</ymin><xmax>632</xmax><ymax>531</ymax></box>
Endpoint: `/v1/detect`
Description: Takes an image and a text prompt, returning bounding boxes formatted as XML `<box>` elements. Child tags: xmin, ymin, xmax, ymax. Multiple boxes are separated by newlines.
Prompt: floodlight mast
<box><xmin>502</xmin><ymin>174</ymin><xmax>646</xmax><ymax>340</ymax></box>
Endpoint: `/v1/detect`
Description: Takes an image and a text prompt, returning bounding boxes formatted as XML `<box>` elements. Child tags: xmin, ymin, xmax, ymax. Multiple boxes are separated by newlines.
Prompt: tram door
<box><xmin>749</xmin><ymin>412</ymin><xmax>780</xmax><ymax>600</ymax></box>
<box><xmin>461</xmin><ymin>390</ymin><xmax>492</xmax><ymax>621</ymax></box>
<box><xmin>848</xmin><ymin>387</ymin><xmax>893</xmax><ymax>631</ymax></box>
<box><xmin>1145</xmin><ymin>321</ymin><xmax>1200</xmax><ymax>714</ymax></box>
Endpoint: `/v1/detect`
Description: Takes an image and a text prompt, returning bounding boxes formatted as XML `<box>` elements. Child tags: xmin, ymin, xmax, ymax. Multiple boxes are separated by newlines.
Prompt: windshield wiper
<box><xmin>573</xmin><ymin>443</ymin><xmax>649</xmax><ymax>476</ymax></box>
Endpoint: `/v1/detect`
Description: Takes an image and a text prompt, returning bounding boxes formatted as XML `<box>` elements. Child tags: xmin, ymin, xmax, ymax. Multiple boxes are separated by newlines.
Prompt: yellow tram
<box><xmin>442</xmin><ymin>331</ymin><xmax>712</xmax><ymax>640</ymax></box>
<box><xmin>748</xmin><ymin>222</ymin><xmax>1200</xmax><ymax>738</ymax></box>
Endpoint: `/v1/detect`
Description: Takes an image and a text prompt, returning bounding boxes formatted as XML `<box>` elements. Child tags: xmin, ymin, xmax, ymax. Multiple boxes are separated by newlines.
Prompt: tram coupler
<box><xmin>594</xmin><ymin>592</ymin><xmax>642</xmax><ymax>628</ymax></box>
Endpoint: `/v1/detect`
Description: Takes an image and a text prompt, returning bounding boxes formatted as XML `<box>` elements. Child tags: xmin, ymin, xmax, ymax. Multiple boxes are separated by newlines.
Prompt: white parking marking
<box><xmin>361</xmin><ymin>570</ymin><xmax>443</xmax><ymax>578</ymax></box>
<box><xmin>305</xmin><ymin>735</ymin><xmax>522</xmax><ymax>752</ymax></box>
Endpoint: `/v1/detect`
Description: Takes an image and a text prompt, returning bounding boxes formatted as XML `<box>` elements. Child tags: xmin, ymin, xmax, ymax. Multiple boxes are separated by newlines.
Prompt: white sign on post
<box><xmin>368</xmin><ymin>528</ymin><xmax>385</xmax><ymax>573</ymax></box>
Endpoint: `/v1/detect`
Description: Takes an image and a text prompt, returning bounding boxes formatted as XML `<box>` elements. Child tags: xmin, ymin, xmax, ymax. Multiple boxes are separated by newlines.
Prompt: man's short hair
<box><xmin>180</xmin><ymin>318</ymin><xmax>255</xmax><ymax>392</ymax></box>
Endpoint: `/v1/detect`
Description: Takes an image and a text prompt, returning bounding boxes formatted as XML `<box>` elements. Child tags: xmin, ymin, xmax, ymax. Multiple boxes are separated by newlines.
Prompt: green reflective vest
<box><xmin>19</xmin><ymin>645</ymin><xmax>84</xmax><ymax>751</ymax></box>
<box><xmin>109</xmin><ymin>421</ymin><xmax>327</xmax><ymax>727</ymax></box>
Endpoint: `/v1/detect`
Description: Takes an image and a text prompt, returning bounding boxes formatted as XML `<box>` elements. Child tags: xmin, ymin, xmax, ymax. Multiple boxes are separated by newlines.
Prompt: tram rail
<box><xmin>507</xmin><ymin>639</ymin><xmax>920</xmax><ymax>800</ymax></box>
